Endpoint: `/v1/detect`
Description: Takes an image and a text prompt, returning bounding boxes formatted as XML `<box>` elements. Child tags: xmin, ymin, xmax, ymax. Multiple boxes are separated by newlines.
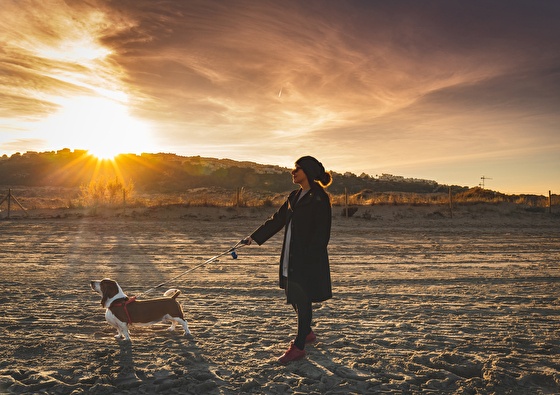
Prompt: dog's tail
<box><xmin>163</xmin><ymin>288</ymin><xmax>181</xmax><ymax>299</ymax></box>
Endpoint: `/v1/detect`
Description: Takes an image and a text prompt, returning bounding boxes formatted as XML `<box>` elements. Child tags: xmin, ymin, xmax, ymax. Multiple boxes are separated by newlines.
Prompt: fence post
<box><xmin>448</xmin><ymin>186</ymin><xmax>453</xmax><ymax>218</ymax></box>
<box><xmin>549</xmin><ymin>190</ymin><xmax>552</xmax><ymax>214</ymax></box>
<box><xmin>0</xmin><ymin>189</ymin><xmax>27</xmax><ymax>218</ymax></box>
<box><xmin>345</xmin><ymin>188</ymin><xmax>348</xmax><ymax>219</ymax></box>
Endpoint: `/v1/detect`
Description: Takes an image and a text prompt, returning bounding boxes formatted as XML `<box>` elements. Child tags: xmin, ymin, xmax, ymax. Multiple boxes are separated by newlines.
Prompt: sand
<box><xmin>0</xmin><ymin>203</ymin><xmax>559</xmax><ymax>394</ymax></box>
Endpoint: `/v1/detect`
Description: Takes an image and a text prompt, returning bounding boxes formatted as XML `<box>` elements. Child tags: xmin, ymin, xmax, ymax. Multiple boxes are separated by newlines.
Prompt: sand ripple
<box><xmin>1</xmin><ymin>206</ymin><xmax>559</xmax><ymax>394</ymax></box>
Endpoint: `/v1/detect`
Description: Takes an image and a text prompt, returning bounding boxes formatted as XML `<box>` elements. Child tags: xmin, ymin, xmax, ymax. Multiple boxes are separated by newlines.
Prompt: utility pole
<box><xmin>480</xmin><ymin>176</ymin><xmax>492</xmax><ymax>189</ymax></box>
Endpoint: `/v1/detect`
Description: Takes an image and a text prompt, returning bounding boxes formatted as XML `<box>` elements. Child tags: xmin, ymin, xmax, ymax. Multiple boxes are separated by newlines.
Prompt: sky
<box><xmin>1</xmin><ymin>0</ymin><xmax>559</xmax><ymax>194</ymax></box>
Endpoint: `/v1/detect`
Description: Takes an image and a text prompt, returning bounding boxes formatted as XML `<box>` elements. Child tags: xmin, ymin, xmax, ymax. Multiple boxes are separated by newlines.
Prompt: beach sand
<box><xmin>1</xmin><ymin>203</ymin><xmax>559</xmax><ymax>394</ymax></box>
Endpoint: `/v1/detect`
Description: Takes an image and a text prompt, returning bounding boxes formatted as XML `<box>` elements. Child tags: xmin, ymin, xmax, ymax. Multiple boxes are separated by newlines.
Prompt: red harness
<box><xmin>110</xmin><ymin>296</ymin><xmax>137</xmax><ymax>324</ymax></box>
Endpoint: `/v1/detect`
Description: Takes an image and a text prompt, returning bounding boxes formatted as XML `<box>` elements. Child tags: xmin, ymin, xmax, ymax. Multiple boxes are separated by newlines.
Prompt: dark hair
<box><xmin>317</xmin><ymin>171</ymin><xmax>333</xmax><ymax>188</ymax></box>
<box><xmin>295</xmin><ymin>156</ymin><xmax>333</xmax><ymax>188</ymax></box>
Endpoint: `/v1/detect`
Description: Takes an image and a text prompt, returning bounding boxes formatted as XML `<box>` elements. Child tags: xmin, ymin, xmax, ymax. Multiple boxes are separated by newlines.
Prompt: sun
<box><xmin>37</xmin><ymin>96</ymin><xmax>153</xmax><ymax>160</ymax></box>
<box><xmin>88</xmin><ymin>147</ymin><xmax>121</xmax><ymax>161</ymax></box>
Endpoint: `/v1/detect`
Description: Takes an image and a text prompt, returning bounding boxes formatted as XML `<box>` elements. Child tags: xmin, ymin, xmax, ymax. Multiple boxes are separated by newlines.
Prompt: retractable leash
<box><xmin>135</xmin><ymin>239</ymin><xmax>249</xmax><ymax>299</ymax></box>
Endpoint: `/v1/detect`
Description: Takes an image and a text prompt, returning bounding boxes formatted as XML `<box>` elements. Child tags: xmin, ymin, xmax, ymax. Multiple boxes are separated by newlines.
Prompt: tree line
<box><xmin>0</xmin><ymin>149</ymin><xmax>463</xmax><ymax>195</ymax></box>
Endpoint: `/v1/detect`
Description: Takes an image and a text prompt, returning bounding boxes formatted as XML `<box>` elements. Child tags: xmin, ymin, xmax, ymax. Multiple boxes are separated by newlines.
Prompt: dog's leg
<box><xmin>119</xmin><ymin>324</ymin><xmax>131</xmax><ymax>341</ymax></box>
<box><xmin>106</xmin><ymin>309</ymin><xmax>131</xmax><ymax>341</ymax></box>
<box><xmin>162</xmin><ymin>314</ymin><xmax>191</xmax><ymax>335</ymax></box>
<box><xmin>176</xmin><ymin>317</ymin><xmax>191</xmax><ymax>336</ymax></box>
<box><xmin>112</xmin><ymin>317</ymin><xmax>130</xmax><ymax>341</ymax></box>
<box><xmin>113</xmin><ymin>321</ymin><xmax>131</xmax><ymax>341</ymax></box>
<box><xmin>105</xmin><ymin>309</ymin><xmax>121</xmax><ymax>339</ymax></box>
<box><xmin>163</xmin><ymin>314</ymin><xmax>177</xmax><ymax>332</ymax></box>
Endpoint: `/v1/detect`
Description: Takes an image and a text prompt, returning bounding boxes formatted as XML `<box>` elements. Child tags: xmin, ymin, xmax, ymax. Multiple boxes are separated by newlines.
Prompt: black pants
<box><xmin>284</xmin><ymin>280</ymin><xmax>312</xmax><ymax>350</ymax></box>
<box><xmin>292</xmin><ymin>300</ymin><xmax>312</xmax><ymax>350</ymax></box>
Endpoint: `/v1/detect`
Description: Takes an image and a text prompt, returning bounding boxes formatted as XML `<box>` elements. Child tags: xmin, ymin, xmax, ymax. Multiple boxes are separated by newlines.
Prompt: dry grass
<box><xmin>1</xmin><ymin>186</ymin><xmax>557</xmax><ymax>214</ymax></box>
<box><xmin>332</xmin><ymin>188</ymin><xmax>558</xmax><ymax>208</ymax></box>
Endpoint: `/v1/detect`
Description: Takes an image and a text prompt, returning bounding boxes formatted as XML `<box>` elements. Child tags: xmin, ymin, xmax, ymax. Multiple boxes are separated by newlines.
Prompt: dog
<box><xmin>90</xmin><ymin>278</ymin><xmax>190</xmax><ymax>341</ymax></box>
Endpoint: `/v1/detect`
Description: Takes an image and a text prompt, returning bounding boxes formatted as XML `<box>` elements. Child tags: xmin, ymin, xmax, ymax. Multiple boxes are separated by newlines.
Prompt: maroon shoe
<box><xmin>305</xmin><ymin>331</ymin><xmax>317</xmax><ymax>344</ymax></box>
<box><xmin>278</xmin><ymin>343</ymin><xmax>306</xmax><ymax>364</ymax></box>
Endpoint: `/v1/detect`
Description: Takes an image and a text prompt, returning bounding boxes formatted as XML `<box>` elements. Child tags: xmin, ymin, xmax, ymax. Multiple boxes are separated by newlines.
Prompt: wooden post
<box><xmin>345</xmin><ymin>187</ymin><xmax>349</xmax><ymax>219</ymax></box>
<box><xmin>235</xmin><ymin>187</ymin><xmax>244</xmax><ymax>207</ymax></box>
<box><xmin>0</xmin><ymin>189</ymin><xmax>27</xmax><ymax>218</ymax></box>
<box><xmin>0</xmin><ymin>191</ymin><xmax>6</xmax><ymax>217</ymax></box>
<box><xmin>448</xmin><ymin>186</ymin><xmax>453</xmax><ymax>218</ymax></box>
<box><xmin>549</xmin><ymin>190</ymin><xmax>552</xmax><ymax>214</ymax></box>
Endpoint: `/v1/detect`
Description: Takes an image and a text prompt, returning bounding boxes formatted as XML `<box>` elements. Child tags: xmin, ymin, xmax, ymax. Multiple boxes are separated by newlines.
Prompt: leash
<box><xmin>135</xmin><ymin>239</ymin><xmax>248</xmax><ymax>299</ymax></box>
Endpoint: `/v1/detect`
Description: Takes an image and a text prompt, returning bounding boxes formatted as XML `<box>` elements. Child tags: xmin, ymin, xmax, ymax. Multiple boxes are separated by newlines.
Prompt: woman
<box><xmin>244</xmin><ymin>155</ymin><xmax>333</xmax><ymax>364</ymax></box>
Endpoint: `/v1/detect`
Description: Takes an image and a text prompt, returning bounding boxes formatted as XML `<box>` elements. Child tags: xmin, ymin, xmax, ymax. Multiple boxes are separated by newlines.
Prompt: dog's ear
<box><xmin>100</xmin><ymin>279</ymin><xmax>113</xmax><ymax>307</ymax></box>
<box><xmin>101</xmin><ymin>282</ymin><xmax>108</xmax><ymax>306</ymax></box>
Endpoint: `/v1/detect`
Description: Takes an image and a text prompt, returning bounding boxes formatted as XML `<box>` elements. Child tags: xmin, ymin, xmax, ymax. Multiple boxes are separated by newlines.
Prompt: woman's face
<box><xmin>292</xmin><ymin>165</ymin><xmax>310</xmax><ymax>188</ymax></box>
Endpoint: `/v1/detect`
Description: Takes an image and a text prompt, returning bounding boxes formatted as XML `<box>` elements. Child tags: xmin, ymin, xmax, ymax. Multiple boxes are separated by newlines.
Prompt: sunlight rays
<box><xmin>28</xmin><ymin>25</ymin><xmax>153</xmax><ymax>160</ymax></box>
<box><xmin>1</xmin><ymin>1</ymin><xmax>151</xmax><ymax>160</ymax></box>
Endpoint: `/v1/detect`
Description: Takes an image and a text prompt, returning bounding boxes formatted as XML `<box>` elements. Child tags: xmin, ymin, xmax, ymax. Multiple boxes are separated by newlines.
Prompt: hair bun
<box><xmin>319</xmin><ymin>171</ymin><xmax>333</xmax><ymax>188</ymax></box>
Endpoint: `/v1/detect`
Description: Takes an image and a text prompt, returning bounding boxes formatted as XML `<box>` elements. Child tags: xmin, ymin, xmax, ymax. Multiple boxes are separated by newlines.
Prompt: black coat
<box><xmin>251</xmin><ymin>187</ymin><xmax>332</xmax><ymax>303</ymax></box>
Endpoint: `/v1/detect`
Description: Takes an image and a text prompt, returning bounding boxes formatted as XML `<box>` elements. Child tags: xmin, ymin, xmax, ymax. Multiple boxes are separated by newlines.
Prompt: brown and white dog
<box><xmin>90</xmin><ymin>278</ymin><xmax>190</xmax><ymax>341</ymax></box>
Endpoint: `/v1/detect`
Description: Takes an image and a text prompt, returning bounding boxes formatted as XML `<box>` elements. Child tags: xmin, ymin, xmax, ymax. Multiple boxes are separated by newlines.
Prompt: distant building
<box><xmin>378</xmin><ymin>173</ymin><xmax>436</xmax><ymax>185</ymax></box>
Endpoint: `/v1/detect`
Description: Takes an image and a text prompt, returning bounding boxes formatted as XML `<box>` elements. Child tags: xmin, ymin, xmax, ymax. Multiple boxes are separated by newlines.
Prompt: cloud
<box><xmin>0</xmin><ymin>0</ymin><xmax>559</xmax><ymax>193</ymax></box>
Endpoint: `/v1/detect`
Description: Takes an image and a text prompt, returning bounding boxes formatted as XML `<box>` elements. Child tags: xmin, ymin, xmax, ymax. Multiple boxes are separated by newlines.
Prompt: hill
<box><xmin>0</xmin><ymin>149</ymin><xmax>461</xmax><ymax>195</ymax></box>
<box><xmin>2</xmin><ymin>150</ymin><xmax>556</xmax><ymax>213</ymax></box>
